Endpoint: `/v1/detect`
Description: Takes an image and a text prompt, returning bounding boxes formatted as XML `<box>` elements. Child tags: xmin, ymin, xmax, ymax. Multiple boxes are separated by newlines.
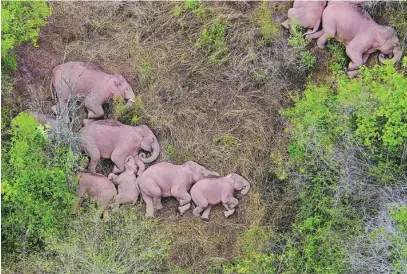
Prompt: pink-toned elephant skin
<box><xmin>309</xmin><ymin>1</ymin><xmax>402</xmax><ymax>77</ymax></box>
<box><xmin>281</xmin><ymin>1</ymin><xmax>327</xmax><ymax>36</ymax></box>
<box><xmin>108</xmin><ymin>156</ymin><xmax>140</xmax><ymax>210</ymax></box>
<box><xmin>77</xmin><ymin>173</ymin><xmax>117</xmax><ymax>218</ymax></box>
<box><xmin>191</xmin><ymin>173</ymin><xmax>251</xmax><ymax>219</ymax></box>
<box><xmin>136</xmin><ymin>161</ymin><xmax>220</xmax><ymax>217</ymax></box>
<box><xmin>79</xmin><ymin>119</ymin><xmax>160</xmax><ymax>175</ymax></box>
<box><xmin>51</xmin><ymin>61</ymin><xmax>136</xmax><ymax>123</ymax></box>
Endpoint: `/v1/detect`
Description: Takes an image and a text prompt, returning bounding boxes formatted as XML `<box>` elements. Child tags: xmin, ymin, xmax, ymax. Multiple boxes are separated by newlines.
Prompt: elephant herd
<box><xmin>38</xmin><ymin>61</ymin><xmax>251</xmax><ymax>220</ymax></box>
<box><xmin>281</xmin><ymin>1</ymin><xmax>402</xmax><ymax>77</ymax></box>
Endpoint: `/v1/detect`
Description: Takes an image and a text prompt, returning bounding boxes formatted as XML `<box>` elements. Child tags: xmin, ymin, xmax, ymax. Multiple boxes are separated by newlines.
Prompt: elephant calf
<box><xmin>191</xmin><ymin>173</ymin><xmax>251</xmax><ymax>219</ymax></box>
<box><xmin>108</xmin><ymin>156</ymin><xmax>140</xmax><ymax>210</ymax></box>
<box><xmin>77</xmin><ymin>173</ymin><xmax>117</xmax><ymax>219</ymax></box>
<box><xmin>136</xmin><ymin>161</ymin><xmax>220</xmax><ymax>217</ymax></box>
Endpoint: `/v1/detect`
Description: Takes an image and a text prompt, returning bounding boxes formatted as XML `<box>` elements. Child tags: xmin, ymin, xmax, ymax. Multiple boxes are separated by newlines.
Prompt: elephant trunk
<box><xmin>139</xmin><ymin>138</ymin><xmax>160</xmax><ymax>163</ymax></box>
<box><xmin>124</xmin><ymin>88</ymin><xmax>136</xmax><ymax>108</ymax></box>
<box><xmin>240</xmin><ymin>180</ymin><xmax>251</xmax><ymax>195</ymax></box>
<box><xmin>379</xmin><ymin>45</ymin><xmax>402</xmax><ymax>64</ymax></box>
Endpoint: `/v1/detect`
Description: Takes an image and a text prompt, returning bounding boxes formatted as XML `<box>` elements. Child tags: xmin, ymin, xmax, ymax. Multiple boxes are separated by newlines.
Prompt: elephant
<box><xmin>281</xmin><ymin>1</ymin><xmax>327</xmax><ymax>36</ymax></box>
<box><xmin>79</xmin><ymin>119</ymin><xmax>160</xmax><ymax>175</ymax></box>
<box><xmin>51</xmin><ymin>61</ymin><xmax>136</xmax><ymax>124</ymax></box>
<box><xmin>107</xmin><ymin>156</ymin><xmax>140</xmax><ymax>210</ymax></box>
<box><xmin>190</xmin><ymin>173</ymin><xmax>251</xmax><ymax>219</ymax></box>
<box><xmin>136</xmin><ymin>161</ymin><xmax>220</xmax><ymax>217</ymax></box>
<box><xmin>28</xmin><ymin>111</ymin><xmax>57</xmax><ymax>140</ymax></box>
<box><xmin>307</xmin><ymin>1</ymin><xmax>403</xmax><ymax>77</ymax></box>
<box><xmin>76</xmin><ymin>172</ymin><xmax>117</xmax><ymax>219</ymax></box>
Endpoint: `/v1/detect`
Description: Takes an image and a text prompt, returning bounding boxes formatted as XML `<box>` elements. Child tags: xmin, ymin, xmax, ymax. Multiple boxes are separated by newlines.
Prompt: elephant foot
<box><xmin>178</xmin><ymin>203</ymin><xmax>191</xmax><ymax>215</ymax></box>
<box><xmin>192</xmin><ymin>208</ymin><xmax>202</xmax><ymax>217</ymax></box>
<box><xmin>201</xmin><ymin>215</ymin><xmax>209</xmax><ymax>220</ymax></box>
<box><xmin>346</xmin><ymin>70</ymin><xmax>359</xmax><ymax>78</ymax></box>
<box><xmin>224</xmin><ymin>209</ymin><xmax>235</xmax><ymax>218</ymax></box>
<box><xmin>154</xmin><ymin>204</ymin><xmax>163</xmax><ymax>210</ymax></box>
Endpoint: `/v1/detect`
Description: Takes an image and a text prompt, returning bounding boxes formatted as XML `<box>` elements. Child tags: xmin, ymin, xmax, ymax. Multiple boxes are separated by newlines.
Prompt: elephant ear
<box><xmin>109</xmin><ymin>75</ymin><xmax>125</xmax><ymax>97</ymax></box>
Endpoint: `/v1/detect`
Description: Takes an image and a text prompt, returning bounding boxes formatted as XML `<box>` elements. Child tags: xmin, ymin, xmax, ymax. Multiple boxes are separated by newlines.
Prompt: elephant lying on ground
<box><xmin>80</xmin><ymin>119</ymin><xmax>160</xmax><ymax>174</ymax></box>
<box><xmin>108</xmin><ymin>156</ymin><xmax>140</xmax><ymax>210</ymax></box>
<box><xmin>136</xmin><ymin>161</ymin><xmax>220</xmax><ymax>217</ymax></box>
<box><xmin>281</xmin><ymin>1</ymin><xmax>327</xmax><ymax>36</ymax></box>
<box><xmin>307</xmin><ymin>1</ymin><xmax>402</xmax><ymax>77</ymax></box>
<box><xmin>191</xmin><ymin>173</ymin><xmax>250</xmax><ymax>219</ymax></box>
<box><xmin>77</xmin><ymin>173</ymin><xmax>117</xmax><ymax>219</ymax></box>
<box><xmin>51</xmin><ymin>61</ymin><xmax>136</xmax><ymax>124</ymax></box>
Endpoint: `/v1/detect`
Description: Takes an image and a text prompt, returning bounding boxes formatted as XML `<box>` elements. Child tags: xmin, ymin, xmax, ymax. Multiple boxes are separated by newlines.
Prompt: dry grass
<box><xmin>10</xmin><ymin>1</ymin><xmax>308</xmax><ymax>272</ymax></box>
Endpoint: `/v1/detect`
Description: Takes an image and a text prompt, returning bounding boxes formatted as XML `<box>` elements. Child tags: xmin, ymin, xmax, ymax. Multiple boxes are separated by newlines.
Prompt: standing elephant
<box><xmin>190</xmin><ymin>173</ymin><xmax>251</xmax><ymax>219</ymax></box>
<box><xmin>136</xmin><ymin>161</ymin><xmax>220</xmax><ymax>217</ymax></box>
<box><xmin>108</xmin><ymin>156</ymin><xmax>140</xmax><ymax>210</ymax></box>
<box><xmin>307</xmin><ymin>1</ymin><xmax>402</xmax><ymax>77</ymax></box>
<box><xmin>76</xmin><ymin>173</ymin><xmax>117</xmax><ymax>219</ymax></box>
<box><xmin>80</xmin><ymin>119</ymin><xmax>160</xmax><ymax>175</ymax></box>
<box><xmin>281</xmin><ymin>1</ymin><xmax>327</xmax><ymax>36</ymax></box>
<box><xmin>51</xmin><ymin>61</ymin><xmax>136</xmax><ymax>123</ymax></box>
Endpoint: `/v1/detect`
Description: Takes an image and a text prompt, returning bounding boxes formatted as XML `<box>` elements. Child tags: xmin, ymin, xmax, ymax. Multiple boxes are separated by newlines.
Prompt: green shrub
<box><xmin>195</xmin><ymin>20</ymin><xmax>228</xmax><ymax>64</ymax></box>
<box><xmin>287</xmin><ymin>20</ymin><xmax>316</xmax><ymax>69</ymax></box>
<box><xmin>42</xmin><ymin>210</ymin><xmax>171</xmax><ymax>274</ymax></box>
<box><xmin>254</xmin><ymin>1</ymin><xmax>279</xmax><ymax>43</ymax></box>
<box><xmin>113</xmin><ymin>96</ymin><xmax>146</xmax><ymax>126</ymax></box>
<box><xmin>1</xmin><ymin>1</ymin><xmax>51</xmax><ymax>70</ymax></box>
<box><xmin>1</xmin><ymin>113</ymin><xmax>77</xmax><ymax>258</ymax></box>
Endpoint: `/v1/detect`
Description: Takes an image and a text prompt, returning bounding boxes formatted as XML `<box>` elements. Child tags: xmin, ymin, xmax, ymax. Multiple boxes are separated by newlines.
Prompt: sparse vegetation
<box><xmin>2</xmin><ymin>1</ymin><xmax>406</xmax><ymax>274</ymax></box>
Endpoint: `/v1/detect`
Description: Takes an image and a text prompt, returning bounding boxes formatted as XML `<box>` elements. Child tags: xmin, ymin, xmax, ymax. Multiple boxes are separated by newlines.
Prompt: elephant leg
<box><xmin>281</xmin><ymin>18</ymin><xmax>291</xmax><ymax>30</ymax></box>
<box><xmin>346</xmin><ymin>46</ymin><xmax>364</xmax><ymax>71</ymax></box>
<box><xmin>134</xmin><ymin>156</ymin><xmax>145</xmax><ymax>176</ymax></box>
<box><xmin>88</xmin><ymin>156</ymin><xmax>100</xmax><ymax>174</ymax></box>
<box><xmin>201</xmin><ymin>206</ymin><xmax>213</xmax><ymax>220</ymax></box>
<box><xmin>362</xmin><ymin>53</ymin><xmax>371</xmax><ymax>64</ymax></box>
<box><xmin>317</xmin><ymin>33</ymin><xmax>330</xmax><ymax>49</ymax></box>
<box><xmin>153</xmin><ymin>196</ymin><xmax>163</xmax><ymax>210</ymax></box>
<box><xmin>142</xmin><ymin>193</ymin><xmax>155</xmax><ymax>217</ymax></box>
<box><xmin>111</xmin><ymin>150</ymin><xmax>126</xmax><ymax>173</ymax></box>
<box><xmin>173</xmin><ymin>187</ymin><xmax>192</xmax><ymax>215</ymax></box>
<box><xmin>306</xmin><ymin>30</ymin><xmax>323</xmax><ymax>40</ymax></box>
<box><xmin>222</xmin><ymin>203</ymin><xmax>236</xmax><ymax>218</ymax></box>
<box><xmin>193</xmin><ymin>206</ymin><xmax>206</xmax><ymax>217</ymax></box>
<box><xmin>85</xmin><ymin>99</ymin><xmax>104</xmax><ymax>119</ymax></box>
<box><xmin>83</xmin><ymin>143</ymin><xmax>100</xmax><ymax>174</ymax></box>
<box><xmin>102</xmin><ymin>207</ymin><xmax>111</xmax><ymax>222</ymax></box>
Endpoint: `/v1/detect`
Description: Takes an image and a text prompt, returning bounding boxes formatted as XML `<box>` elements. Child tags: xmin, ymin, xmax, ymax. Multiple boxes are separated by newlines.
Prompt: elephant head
<box><xmin>227</xmin><ymin>173</ymin><xmax>251</xmax><ymax>195</ymax></box>
<box><xmin>124</xmin><ymin>156</ymin><xmax>138</xmax><ymax>174</ymax></box>
<box><xmin>376</xmin><ymin>26</ymin><xmax>403</xmax><ymax>64</ymax></box>
<box><xmin>107</xmin><ymin>74</ymin><xmax>136</xmax><ymax>107</ymax></box>
<box><xmin>183</xmin><ymin>161</ymin><xmax>220</xmax><ymax>182</ymax></box>
<box><xmin>137</xmin><ymin>125</ymin><xmax>160</xmax><ymax>164</ymax></box>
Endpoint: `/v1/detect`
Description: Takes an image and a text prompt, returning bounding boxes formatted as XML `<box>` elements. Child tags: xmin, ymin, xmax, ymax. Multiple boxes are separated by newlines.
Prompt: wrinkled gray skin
<box><xmin>137</xmin><ymin>161</ymin><xmax>220</xmax><ymax>217</ymax></box>
<box><xmin>307</xmin><ymin>1</ymin><xmax>402</xmax><ymax>77</ymax></box>
<box><xmin>77</xmin><ymin>173</ymin><xmax>117</xmax><ymax>219</ymax></box>
<box><xmin>80</xmin><ymin>119</ymin><xmax>160</xmax><ymax>175</ymax></box>
<box><xmin>28</xmin><ymin>111</ymin><xmax>57</xmax><ymax>140</ymax></box>
<box><xmin>108</xmin><ymin>156</ymin><xmax>140</xmax><ymax>210</ymax></box>
<box><xmin>191</xmin><ymin>173</ymin><xmax>251</xmax><ymax>219</ymax></box>
<box><xmin>51</xmin><ymin>61</ymin><xmax>136</xmax><ymax>124</ymax></box>
<box><xmin>281</xmin><ymin>1</ymin><xmax>327</xmax><ymax>36</ymax></box>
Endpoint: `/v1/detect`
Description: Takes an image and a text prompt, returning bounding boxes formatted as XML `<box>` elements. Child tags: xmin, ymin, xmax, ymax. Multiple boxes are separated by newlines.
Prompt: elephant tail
<box><xmin>50</xmin><ymin>75</ymin><xmax>55</xmax><ymax>101</ymax></box>
<box><xmin>303</xmin><ymin>18</ymin><xmax>322</xmax><ymax>37</ymax></box>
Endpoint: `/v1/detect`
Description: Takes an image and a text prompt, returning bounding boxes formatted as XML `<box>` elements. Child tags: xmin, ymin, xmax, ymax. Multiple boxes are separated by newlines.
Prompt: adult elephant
<box><xmin>80</xmin><ymin>119</ymin><xmax>160</xmax><ymax>175</ymax></box>
<box><xmin>308</xmin><ymin>1</ymin><xmax>402</xmax><ymax>77</ymax></box>
<box><xmin>51</xmin><ymin>61</ymin><xmax>136</xmax><ymax>123</ymax></box>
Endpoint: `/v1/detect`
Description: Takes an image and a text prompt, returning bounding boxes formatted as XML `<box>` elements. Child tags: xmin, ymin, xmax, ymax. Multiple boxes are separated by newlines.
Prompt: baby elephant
<box><xmin>77</xmin><ymin>173</ymin><xmax>117</xmax><ymax>219</ymax></box>
<box><xmin>191</xmin><ymin>173</ymin><xmax>251</xmax><ymax>219</ymax></box>
<box><xmin>137</xmin><ymin>161</ymin><xmax>220</xmax><ymax>217</ymax></box>
<box><xmin>108</xmin><ymin>156</ymin><xmax>140</xmax><ymax>210</ymax></box>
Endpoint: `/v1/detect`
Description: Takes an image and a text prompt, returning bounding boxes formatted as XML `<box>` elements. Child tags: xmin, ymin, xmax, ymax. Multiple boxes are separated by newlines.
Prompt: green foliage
<box><xmin>254</xmin><ymin>1</ymin><xmax>279</xmax><ymax>43</ymax></box>
<box><xmin>1</xmin><ymin>1</ymin><xmax>52</xmax><ymax>70</ymax></box>
<box><xmin>389</xmin><ymin>205</ymin><xmax>407</xmax><ymax>273</ymax></box>
<box><xmin>213</xmin><ymin>135</ymin><xmax>240</xmax><ymax>148</ymax></box>
<box><xmin>195</xmin><ymin>20</ymin><xmax>228</xmax><ymax>64</ymax></box>
<box><xmin>288</xmin><ymin>20</ymin><xmax>316</xmax><ymax>69</ymax></box>
<box><xmin>166</xmin><ymin>144</ymin><xmax>190</xmax><ymax>163</ymax></box>
<box><xmin>113</xmin><ymin>96</ymin><xmax>146</xmax><ymax>126</ymax></box>
<box><xmin>327</xmin><ymin>40</ymin><xmax>348</xmax><ymax>71</ymax></box>
<box><xmin>32</xmin><ymin>210</ymin><xmax>171</xmax><ymax>273</ymax></box>
<box><xmin>223</xmin><ymin>226</ymin><xmax>276</xmax><ymax>274</ymax></box>
<box><xmin>391</xmin><ymin>205</ymin><xmax>407</xmax><ymax>233</ymax></box>
<box><xmin>140</xmin><ymin>57</ymin><xmax>153</xmax><ymax>84</ymax></box>
<box><xmin>1</xmin><ymin>113</ymin><xmax>77</xmax><ymax>257</ymax></box>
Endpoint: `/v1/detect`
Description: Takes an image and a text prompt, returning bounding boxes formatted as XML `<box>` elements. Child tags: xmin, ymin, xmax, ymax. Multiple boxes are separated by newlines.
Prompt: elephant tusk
<box><xmin>128</xmin><ymin>98</ymin><xmax>136</xmax><ymax>103</ymax></box>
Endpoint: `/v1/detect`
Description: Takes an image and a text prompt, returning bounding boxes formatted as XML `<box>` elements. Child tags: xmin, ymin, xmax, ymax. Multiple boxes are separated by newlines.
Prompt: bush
<box><xmin>41</xmin><ymin>210</ymin><xmax>171</xmax><ymax>274</ymax></box>
<box><xmin>1</xmin><ymin>1</ymin><xmax>51</xmax><ymax>70</ymax></box>
<box><xmin>287</xmin><ymin>20</ymin><xmax>316</xmax><ymax>69</ymax></box>
<box><xmin>1</xmin><ymin>113</ymin><xmax>77</xmax><ymax>258</ymax></box>
<box><xmin>195</xmin><ymin>20</ymin><xmax>228</xmax><ymax>64</ymax></box>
